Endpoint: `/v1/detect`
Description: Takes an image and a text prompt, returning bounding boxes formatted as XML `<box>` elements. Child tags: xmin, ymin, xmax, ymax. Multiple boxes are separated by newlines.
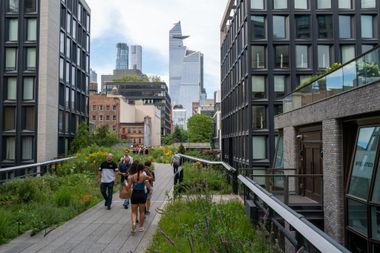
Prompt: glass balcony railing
<box><xmin>283</xmin><ymin>46</ymin><xmax>380</xmax><ymax>113</ymax></box>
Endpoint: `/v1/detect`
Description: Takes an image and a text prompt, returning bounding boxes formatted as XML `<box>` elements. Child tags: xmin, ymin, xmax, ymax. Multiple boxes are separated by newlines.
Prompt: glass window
<box><xmin>341</xmin><ymin>45</ymin><xmax>355</xmax><ymax>64</ymax></box>
<box><xmin>339</xmin><ymin>16</ymin><xmax>352</xmax><ymax>39</ymax></box>
<box><xmin>372</xmin><ymin>162</ymin><xmax>380</xmax><ymax>203</ymax></box>
<box><xmin>252</xmin><ymin>46</ymin><xmax>265</xmax><ymax>69</ymax></box>
<box><xmin>295</xmin><ymin>15</ymin><xmax>310</xmax><ymax>39</ymax></box>
<box><xmin>26</xmin><ymin>48</ymin><xmax>36</xmax><ymax>70</ymax></box>
<box><xmin>274</xmin><ymin>135</ymin><xmax>284</xmax><ymax>168</ymax></box>
<box><xmin>372</xmin><ymin>207</ymin><xmax>380</xmax><ymax>240</ymax></box>
<box><xmin>273</xmin><ymin>16</ymin><xmax>287</xmax><ymax>39</ymax></box>
<box><xmin>23</xmin><ymin>107</ymin><xmax>35</xmax><ymax>130</ymax></box>
<box><xmin>274</xmin><ymin>0</ymin><xmax>287</xmax><ymax>9</ymax></box>
<box><xmin>252</xmin><ymin>106</ymin><xmax>267</xmax><ymax>130</ymax></box>
<box><xmin>318</xmin><ymin>45</ymin><xmax>330</xmax><ymax>68</ymax></box>
<box><xmin>317</xmin><ymin>0</ymin><xmax>331</xmax><ymax>8</ymax></box>
<box><xmin>361</xmin><ymin>16</ymin><xmax>374</xmax><ymax>38</ymax></box>
<box><xmin>22</xmin><ymin>137</ymin><xmax>33</xmax><ymax>160</ymax></box>
<box><xmin>66</xmin><ymin>38</ymin><xmax>71</xmax><ymax>58</ymax></box>
<box><xmin>251</xmin><ymin>16</ymin><xmax>265</xmax><ymax>39</ymax></box>
<box><xmin>274</xmin><ymin>76</ymin><xmax>286</xmax><ymax>97</ymax></box>
<box><xmin>65</xmin><ymin>87</ymin><xmax>70</xmax><ymax>108</ymax></box>
<box><xmin>8</xmin><ymin>0</ymin><xmax>19</xmax><ymax>12</ymax></box>
<box><xmin>6</xmin><ymin>78</ymin><xmax>17</xmax><ymax>100</ymax></box>
<box><xmin>66</xmin><ymin>62</ymin><xmax>70</xmax><ymax>83</ymax></box>
<box><xmin>339</xmin><ymin>0</ymin><xmax>352</xmax><ymax>9</ymax></box>
<box><xmin>294</xmin><ymin>0</ymin><xmax>308</xmax><ymax>9</ymax></box>
<box><xmin>318</xmin><ymin>15</ymin><xmax>333</xmax><ymax>39</ymax></box>
<box><xmin>5</xmin><ymin>48</ymin><xmax>17</xmax><ymax>71</ymax></box>
<box><xmin>60</xmin><ymin>32</ymin><xmax>65</xmax><ymax>54</ymax></box>
<box><xmin>251</xmin><ymin>0</ymin><xmax>264</xmax><ymax>10</ymax></box>
<box><xmin>27</xmin><ymin>19</ymin><xmax>37</xmax><ymax>41</ymax></box>
<box><xmin>362</xmin><ymin>0</ymin><xmax>376</xmax><ymax>8</ymax></box>
<box><xmin>23</xmin><ymin>77</ymin><xmax>34</xmax><ymax>100</ymax></box>
<box><xmin>66</xmin><ymin>13</ymin><xmax>71</xmax><ymax>35</ymax></box>
<box><xmin>349</xmin><ymin>127</ymin><xmax>380</xmax><ymax>199</ymax></box>
<box><xmin>59</xmin><ymin>58</ymin><xmax>64</xmax><ymax>80</ymax></box>
<box><xmin>275</xmin><ymin>45</ymin><xmax>289</xmax><ymax>68</ymax></box>
<box><xmin>252</xmin><ymin>136</ymin><xmax>267</xmax><ymax>160</ymax></box>
<box><xmin>348</xmin><ymin>199</ymin><xmax>368</xmax><ymax>235</ymax></box>
<box><xmin>8</xmin><ymin>19</ymin><xmax>18</xmax><ymax>41</ymax></box>
<box><xmin>252</xmin><ymin>76</ymin><xmax>266</xmax><ymax>99</ymax></box>
<box><xmin>72</xmin><ymin>20</ymin><xmax>76</xmax><ymax>40</ymax></box>
<box><xmin>24</xmin><ymin>0</ymin><xmax>36</xmax><ymax>12</ymax></box>
<box><xmin>4</xmin><ymin>137</ymin><xmax>16</xmax><ymax>161</ymax></box>
<box><xmin>296</xmin><ymin>45</ymin><xmax>309</xmax><ymax>68</ymax></box>
<box><xmin>4</xmin><ymin>107</ymin><xmax>16</xmax><ymax>131</ymax></box>
<box><xmin>362</xmin><ymin>44</ymin><xmax>374</xmax><ymax>54</ymax></box>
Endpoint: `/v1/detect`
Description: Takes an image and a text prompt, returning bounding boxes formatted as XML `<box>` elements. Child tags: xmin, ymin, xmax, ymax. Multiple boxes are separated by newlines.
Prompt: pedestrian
<box><xmin>144</xmin><ymin>161</ymin><xmax>155</xmax><ymax>215</ymax></box>
<box><xmin>127</xmin><ymin>163</ymin><xmax>153</xmax><ymax>234</ymax></box>
<box><xmin>120</xmin><ymin>149</ymin><xmax>134</xmax><ymax>164</ymax></box>
<box><xmin>99</xmin><ymin>153</ymin><xmax>118</xmax><ymax>210</ymax></box>
<box><xmin>172</xmin><ymin>152</ymin><xmax>180</xmax><ymax>174</ymax></box>
<box><xmin>119</xmin><ymin>155</ymin><xmax>131</xmax><ymax>209</ymax></box>
<box><xmin>144</xmin><ymin>147</ymin><xmax>149</xmax><ymax>155</ymax></box>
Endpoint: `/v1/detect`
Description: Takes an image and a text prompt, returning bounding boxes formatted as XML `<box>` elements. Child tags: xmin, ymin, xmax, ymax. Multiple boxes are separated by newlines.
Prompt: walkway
<box><xmin>0</xmin><ymin>163</ymin><xmax>174</xmax><ymax>253</ymax></box>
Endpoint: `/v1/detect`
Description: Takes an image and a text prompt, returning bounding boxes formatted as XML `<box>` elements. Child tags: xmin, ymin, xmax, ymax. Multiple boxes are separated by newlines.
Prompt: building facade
<box><xmin>0</xmin><ymin>0</ymin><xmax>90</xmax><ymax>168</ymax></box>
<box><xmin>130</xmin><ymin>45</ymin><xmax>142</xmax><ymax>72</ymax></box>
<box><xmin>172</xmin><ymin>105</ymin><xmax>187</xmax><ymax>130</ymax></box>
<box><xmin>220</xmin><ymin>0</ymin><xmax>380</xmax><ymax>171</ymax></box>
<box><xmin>116</xmin><ymin>42</ymin><xmax>128</xmax><ymax>70</ymax></box>
<box><xmin>90</xmin><ymin>68</ymin><xmax>97</xmax><ymax>82</ymax></box>
<box><xmin>104</xmin><ymin>81</ymin><xmax>172</xmax><ymax>136</ymax></box>
<box><xmin>100</xmin><ymin>68</ymin><xmax>144</xmax><ymax>91</ymax></box>
<box><xmin>89</xmin><ymin>93</ymin><xmax>119</xmax><ymax>134</ymax></box>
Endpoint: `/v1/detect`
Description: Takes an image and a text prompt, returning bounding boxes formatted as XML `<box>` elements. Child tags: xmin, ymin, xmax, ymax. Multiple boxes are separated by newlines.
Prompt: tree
<box><xmin>161</xmin><ymin>126</ymin><xmax>188</xmax><ymax>145</ymax></box>
<box><xmin>70</xmin><ymin>123</ymin><xmax>91</xmax><ymax>153</ymax></box>
<box><xmin>114</xmin><ymin>74</ymin><xmax>149</xmax><ymax>83</ymax></box>
<box><xmin>149</xmin><ymin>75</ymin><xmax>162</xmax><ymax>82</ymax></box>
<box><xmin>187</xmin><ymin>114</ymin><xmax>213</xmax><ymax>143</ymax></box>
<box><xmin>93</xmin><ymin>125</ymin><xmax>118</xmax><ymax>147</ymax></box>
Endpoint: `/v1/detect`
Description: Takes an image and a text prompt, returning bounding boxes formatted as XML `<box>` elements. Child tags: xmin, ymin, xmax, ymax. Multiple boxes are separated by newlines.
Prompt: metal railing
<box><xmin>178</xmin><ymin>154</ymin><xmax>350</xmax><ymax>253</ymax></box>
<box><xmin>0</xmin><ymin>157</ymin><xmax>74</xmax><ymax>183</ymax></box>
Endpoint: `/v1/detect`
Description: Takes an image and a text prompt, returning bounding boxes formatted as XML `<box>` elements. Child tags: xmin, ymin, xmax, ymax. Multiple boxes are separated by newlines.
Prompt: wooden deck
<box><xmin>0</xmin><ymin>163</ymin><xmax>174</xmax><ymax>253</ymax></box>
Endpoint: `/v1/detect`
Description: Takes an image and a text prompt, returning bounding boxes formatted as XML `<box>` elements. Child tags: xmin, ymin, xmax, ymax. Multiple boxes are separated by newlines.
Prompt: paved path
<box><xmin>0</xmin><ymin>163</ymin><xmax>174</xmax><ymax>253</ymax></box>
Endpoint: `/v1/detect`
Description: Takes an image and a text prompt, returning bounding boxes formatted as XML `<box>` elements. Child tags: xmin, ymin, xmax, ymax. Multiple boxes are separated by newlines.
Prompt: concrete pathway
<box><xmin>0</xmin><ymin>163</ymin><xmax>174</xmax><ymax>253</ymax></box>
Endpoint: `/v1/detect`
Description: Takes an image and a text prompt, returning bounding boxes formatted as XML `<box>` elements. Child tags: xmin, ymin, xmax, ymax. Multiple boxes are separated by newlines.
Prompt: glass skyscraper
<box><xmin>116</xmin><ymin>42</ymin><xmax>129</xmax><ymax>70</ymax></box>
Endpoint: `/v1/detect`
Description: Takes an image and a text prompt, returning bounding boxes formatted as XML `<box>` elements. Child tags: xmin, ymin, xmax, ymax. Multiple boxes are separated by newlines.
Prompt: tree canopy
<box><xmin>113</xmin><ymin>74</ymin><xmax>163</xmax><ymax>83</ymax></box>
<box><xmin>187</xmin><ymin>114</ymin><xmax>213</xmax><ymax>143</ymax></box>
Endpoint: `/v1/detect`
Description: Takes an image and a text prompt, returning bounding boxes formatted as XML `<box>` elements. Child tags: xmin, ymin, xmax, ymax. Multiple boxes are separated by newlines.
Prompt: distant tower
<box><xmin>116</xmin><ymin>43</ymin><xmax>129</xmax><ymax>70</ymax></box>
<box><xmin>130</xmin><ymin>45</ymin><xmax>142</xmax><ymax>72</ymax></box>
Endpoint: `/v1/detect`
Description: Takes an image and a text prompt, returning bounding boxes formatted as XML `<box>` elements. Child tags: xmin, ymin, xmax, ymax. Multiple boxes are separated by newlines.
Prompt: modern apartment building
<box><xmin>116</xmin><ymin>42</ymin><xmax>128</xmax><ymax>70</ymax></box>
<box><xmin>220</xmin><ymin>0</ymin><xmax>380</xmax><ymax>171</ymax></box>
<box><xmin>0</xmin><ymin>0</ymin><xmax>90</xmax><ymax>168</ymax></box>
<box><xmin>130</xmin><ymin>45</ymin><xmax>142</xmax><ymax>72</ymax></box>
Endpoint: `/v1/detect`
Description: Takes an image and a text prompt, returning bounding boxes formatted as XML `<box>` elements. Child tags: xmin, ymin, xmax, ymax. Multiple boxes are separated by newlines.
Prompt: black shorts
<box><xmin>131</xmin><ymin>190</ymin><xmax>146</xmax><ymax>204</ymax></box>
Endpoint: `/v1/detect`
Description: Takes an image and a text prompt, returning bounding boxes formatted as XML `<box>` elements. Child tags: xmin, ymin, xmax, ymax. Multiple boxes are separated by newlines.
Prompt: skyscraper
<box><xmin>169</xmin><ymin>22</ymin><xmax>204</xmax><ymax>120</ymax></box>
<box><xmin>130</xmin><ymin>45</ymin><xmax>142</xmax><ymax>72</ymax></box>
<box><xmin>0</xmin><ymin>0</ymin><xmax>91</xmax><ymax>168</ymax></box>
<box><xmin>116</xmin><ymin>43</ymin><xmax>129</xmax><ymax>70</ymax></box>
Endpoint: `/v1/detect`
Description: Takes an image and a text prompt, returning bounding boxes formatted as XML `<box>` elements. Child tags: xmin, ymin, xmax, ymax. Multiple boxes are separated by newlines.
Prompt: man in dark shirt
<box><xmin>99</xmin><ymin>153</ymin><xmax>118</xmax><ymax>210</ymax></box>
<box><xmin>119</xmin><ymin>155</ymin><xmax>131</xmax><ymax>209</ymax></box>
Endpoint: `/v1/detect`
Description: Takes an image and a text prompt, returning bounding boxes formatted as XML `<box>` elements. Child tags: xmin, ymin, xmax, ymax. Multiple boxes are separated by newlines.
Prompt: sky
<box><xmin>86</xmin><ymin>0</ymin><xmax>229</xmax><ymax>97</ymax></box>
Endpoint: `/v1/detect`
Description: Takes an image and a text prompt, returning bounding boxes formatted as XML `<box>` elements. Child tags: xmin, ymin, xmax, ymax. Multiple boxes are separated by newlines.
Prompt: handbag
<box><xmin>119</xmin><ymin>183</ymin><xmax>131</xmax><ymax>199</ymax></box>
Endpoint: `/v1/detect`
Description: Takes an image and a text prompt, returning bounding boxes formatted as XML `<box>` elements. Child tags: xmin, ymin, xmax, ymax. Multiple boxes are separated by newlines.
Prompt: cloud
<box><xmin>86</xmin><ymin>0</ymin><xmax>228</xmax><ymax>96</ymax></box>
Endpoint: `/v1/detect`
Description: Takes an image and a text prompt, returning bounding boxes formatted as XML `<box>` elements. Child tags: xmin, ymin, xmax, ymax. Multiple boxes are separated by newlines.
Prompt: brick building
<box><xmin>89</xmin><ymin>93</ymin><xmax>120</xmax><ymax>134</ymax></box>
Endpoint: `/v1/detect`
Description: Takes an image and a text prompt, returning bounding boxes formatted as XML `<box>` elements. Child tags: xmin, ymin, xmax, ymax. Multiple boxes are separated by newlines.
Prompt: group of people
<box><xmin>98</xmin><ymin>149</ymin><xmax>155</xmax><ymax>234</ymax></box>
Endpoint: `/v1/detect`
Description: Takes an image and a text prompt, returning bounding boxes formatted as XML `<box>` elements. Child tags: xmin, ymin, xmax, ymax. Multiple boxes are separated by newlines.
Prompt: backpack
<box><xmin>173</xmin><ymin>155</ymin><xmax>180</xmax><ymax>165</ymax></box>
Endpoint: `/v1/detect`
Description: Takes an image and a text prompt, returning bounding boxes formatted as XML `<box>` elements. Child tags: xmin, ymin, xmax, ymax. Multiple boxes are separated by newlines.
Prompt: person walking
<box><xmin>99</xmin><ymin>153</ymin><xmax>118</xmax><ymax>210</ymax></box>
<box><xmin>120</xmin><ymin>149</ymin><xmax>134</xmax><ymax>164</ymax></box>
<box><xmin>127</xmin><ymin>163</ymin><xmax>153</xmax><ymax>234</ymax></box>
<box><xmin>144</xmin><ymin>161</ymin><xmax>155</xmax><ymax>215</ymax></box>
<box><xmin>171</xmin><ymin>152</ymin><xmax>180</xmax><ymax>174</ymax></box>
<box><xmin>119</xmin><ymin>155</ymin><xmax>131</xmax><ymax>209</ymax></box>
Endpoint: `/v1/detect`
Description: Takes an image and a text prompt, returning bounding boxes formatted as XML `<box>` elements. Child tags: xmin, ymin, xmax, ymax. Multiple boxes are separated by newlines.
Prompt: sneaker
<box><xmin>123</xmin><ymin>205</ymin><xmax>129</xmax><ymax>209</ymax></box>
<box><xmin>138</xmin><ymin>226</ymin><xmax>144</xmax><ymax>232</ymax></box>
<box><xmin>145</xmin><ymin>210</ymin><xmax>150</xmax><ymax>215</ymax></box>
<box><xmin>107</xmin><ymin>206</ymin><xmax>111</xmax><ymax>210</ymax></box>
<box><xmin>131</xmin><ymin>224</ymin><xmax>137</xmax><ymax>234</ymax></box>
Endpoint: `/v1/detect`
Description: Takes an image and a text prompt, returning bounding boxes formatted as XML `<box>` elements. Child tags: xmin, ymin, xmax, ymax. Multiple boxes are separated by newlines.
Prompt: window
<box><xmin>5</xmin><ymin>48</ymin><xmax>17</xmax><ymax>71</ymax></box>
<box><xmin>339</xmin><ymin>0</ymin><xmax>352</xmax><ymax>9</ymax></box>
<box><xmin>317</xmin><ymin>0</ymin><xmax>331</xmax><ymax>9</ymax></box>
<box><xmin>26</xmin><ymin>48</ymin><xmax>36</xmax><ymax>70</ymax></box>
<box><xmin>296</xmin><ymin>45</ymin><xmax>309</xmax><ymax>68</ymax></box>
<box><xmin>113</xmin><ymin>115</ymin><xmax>116</xmax><ymax>121</ymax></box>
<box><xmin>318</xmin><ymin>15</ymin><xmax>333</xmax><ymax>39</ymax></box>
<box><xmin>106</xmin><ymin>105</ymin><xmax>110</xmax><ymax>111</ymax></box>
<box><xmin>113</xmin><ymin>126</ymin><xmax>116</xmax><ymax>131</ymax></box>
<box><xmin>362</xmin><ymin>45</ymin><xmax>374</xmax><ymax>54</ymax></box>
<box><xmin>92</xmin><ymin>115</ymin><xmax>96</xmax><ymax>120</ymax></box>
<box><xmin>7</xmin><ymin>19</ymin><xmax>18</xmax><ymax>41</ymax></box>
<box><xmin>100</xmin><ymin>105</ymin><xmax>103</xmax><ymax>111</ymax></box>
<box><xmin>8</xmin><ymin>0</ymin><xmax>19</xmax><ymax>12</ymax></box>
<box><xmin>274</xmin><ymin>76</ymin><xmax>286</xmax><ymax>98</ymax></box>
<box><xmin>24</xmin><ymin>0</ymin><xmax>36</xmax><ymax>12</ymax></box>
<box><xmin>23</xmin><ymin>107</ymin><xmax>35</xmax><ymax>130</ymax></box>
<box><xmin>372</xmin><ymin>163</ymin><xmax>380</xmax><ymax>203</ymax></box>
<box><xmin>66</xmin><ymin>62</ymin><xmax>70</xmax><ymax>83</ymax></box>
<box><xmin>99</xmin><ymin>115</ymin><xmax>103</xmax><ymax>121</ymax></box>
<box><xmin>295</xmin><ymin>15</ymin><xmax>310</xmax><ymax>39</ymax></box>
<box><xmin>65</xmin><ymin>87</ymin><xmax>70</xmax><ymax>108</ymax></box>
<box><xmin>361</xmin><ymin>16</ymin><xmax>374</xmax><ymax>38</ymax></box>
<box><xmin>252</xmin><ymin>76</ymin><xmax>266</xmax><ymax>99</ymax></box>
<box><xmin>92</xmin><ymin>105</ymin><xmax>96</xmax><ymax>111</ymax></box>
<box><xmin>318</xmin><ymin>45</ymin><xmax>330</xmax><ymax>68</ymax></box>
<box><xmin>27</xmin><ymin>19</ymin><xmax>37</xmax><ymax>41</ymax></box>
<box><xmin>339</xmin><ymin>16</ymin><xmax>352</xmax><ymax>39</ymax></box>
<box><xmin>251</xmin><ymin>16</ymin><xmax>265</xmax><ymax>39</ymax></box>
<box><xmin>106</xmin><ymin>115</ymin><xmax>110</xmax><ymax>121</ymax></box>
<box><xmin>66</xmin><ymin>13</ymin><xmax>71</xmax><ymax>34</ymax></box>
<box><xmin>4</xmin><ymin>137</ymin><xmax>16</xmax><ymax>161</ymax></box>
<box><xmin>4</xmin><ymin>107</ymin><xmax>16</xmax><ymax>130</ymax></box>
<box><xmin>362</xmin><ymin>0</ymin><xmax>376</xmax><ymax>8</ymax></box>
<box><xmin>113</xmin><ymin>105</ymin><xmax>117</xmax><ymax>111</ymax></box>
<box><xmin>66</xmin><ymin>38</ymin><xmax>71</xmax><ymax>58</ymax></box>
<box><xmin>275</xmin><ymin>45</ymin><xmax>289</xmax><ymax>68</ymax></box>
<box><xmin>273</xmin><ymin>0</ymin><xmax>287</xmax><ymax>9</ymax></box>
<box><xmin>294</xmin><ymin>0</ymin><xmax>308</xmax><ymax>9</ymax></box>
<box><xmin>60</xmin><ymin>32</ymin><xmax>65</xmax><ymax>54</ymax></box>
<box><xmin>299</xmin><ymin>75</ymin><xmax>311</xmax><ymax>86</ymax></box>
<box><xmin>341</xmin><ymin>45</ymin><xmax>355</xmax><ymax>63</ymax></box>
<box><xmin>22</xmin><ymin>137</ymin><xmax>33</xmax><ymax>160</ymax></box>
<box><xmin>348</xmin><ymin>199</ymin><xmax>368</xmax><ymax>235</ymax></box>
<box><xmin>251</xmin><ymin>0</ymin><xmax>264</xmax><ymax>9</ymax></box>
<box><xmin>59</xmin><ymin>58</ymin><xmax>64</xmax><ymax>80</ymax></box>
<box><xmin>273</xmin><ymin>16</ymin><xmax>287</xmax><ymax>39</ymax></box>
<box><xmin>252</xmin><ymin>106</ymin><xmax>267</xmax><ymax>130</ymax></box>
<box><xmin>6</xmin><ymin>78</ymin><xmax>17</xmax><ymax>100</ymax></box>
<box><xmin>65</xmin><ymin>112</ymin><xmax>69</xmax><ymax>133</ymax></box>
<box><xmin>23</xmin><ymin>77</ymin><xmax>34</xmax><ymax>100</ymax></box>
<box><xmin>252</xmin><ymin>46</ymin><xmax>265</xmax><ymax>68</ymax></box>
<box><xmin>59</xmin><ymin>111</ymin><xmax>64</xmax><ymax>132</ymax></box>
<box><xmin>252</xmin><ymin>136</ymin><xmax>267</xmax><ymax>160</ymax></box>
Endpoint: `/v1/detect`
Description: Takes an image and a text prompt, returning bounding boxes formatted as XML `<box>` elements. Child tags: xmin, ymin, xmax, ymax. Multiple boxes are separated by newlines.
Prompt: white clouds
<box><xmin>86</xmin><ymin>0</ymin><xmax>228</xmax><ymax>94</ymax></box>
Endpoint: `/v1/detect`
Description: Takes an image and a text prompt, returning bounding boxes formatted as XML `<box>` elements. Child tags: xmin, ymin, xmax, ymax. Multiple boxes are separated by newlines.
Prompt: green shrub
<box><xmin>0</xmin><ymin>210</ymin><xmax>12</xmax><ymax>244</ymax></box>
<box><xmin>54</xmin><ymin>187</ymin><xmax>74</xmax><ymax>207</ymax></box>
